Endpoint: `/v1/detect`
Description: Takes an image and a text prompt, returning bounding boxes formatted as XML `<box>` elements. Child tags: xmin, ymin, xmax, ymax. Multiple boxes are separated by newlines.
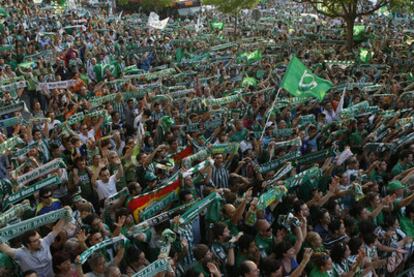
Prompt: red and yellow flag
<box><xmin>127</xmin><ymin>178</ymin><xmax>180</xmax><ymax>222</ymax></box>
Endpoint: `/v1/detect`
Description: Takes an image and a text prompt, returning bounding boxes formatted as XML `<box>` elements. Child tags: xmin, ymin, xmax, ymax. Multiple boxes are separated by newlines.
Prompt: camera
<box><xmin>277</xmin><ymin>213</ymin><xmax>301</xmax><ymax>231</ymax></box>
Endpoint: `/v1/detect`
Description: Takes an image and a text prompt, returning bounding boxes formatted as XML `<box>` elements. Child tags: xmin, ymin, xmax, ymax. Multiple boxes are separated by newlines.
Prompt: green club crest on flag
<box><xmin>210</xmin><ymin>21</ymin><xmax>224</xmax><ymax>31</ymax></box>
<box><xmin>281</xmin><ymin>56</ymin><xmax>332</xmax><ymax>101</ymax></box>
<box><xmin>237</xmin><ymin>50</ymin><xmax>262</xmax><ymax>65</ymax></box>
<box><xmin>359</xmin><ymin>48</ymin><xmax>373</xmax><ymax>63</ymax></box>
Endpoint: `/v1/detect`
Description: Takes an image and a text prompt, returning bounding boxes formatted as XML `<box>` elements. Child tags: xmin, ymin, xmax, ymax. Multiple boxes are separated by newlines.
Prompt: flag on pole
<box><xmin>237</xmin><ymin>50</ymin><xmax>262</xmax><ymax>64</ymax></box>
<box><xmin>280</xmin><ymin>56</ymin><xmax>332</xmax><ymax>101</ymax></box>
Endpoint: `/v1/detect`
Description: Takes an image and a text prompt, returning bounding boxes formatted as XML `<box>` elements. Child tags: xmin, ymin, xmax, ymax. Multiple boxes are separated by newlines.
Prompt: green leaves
<box><xmin>202</xmin><ymin>0</ymin><xmax>260</xmax><ymax>15</ymax></box>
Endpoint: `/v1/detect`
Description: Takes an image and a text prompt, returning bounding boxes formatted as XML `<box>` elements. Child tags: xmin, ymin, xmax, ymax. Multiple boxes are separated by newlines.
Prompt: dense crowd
<box><xmin>0</xmin><ymin>0</ymin><xmax>413</xmax><ymax>277</ymax></box>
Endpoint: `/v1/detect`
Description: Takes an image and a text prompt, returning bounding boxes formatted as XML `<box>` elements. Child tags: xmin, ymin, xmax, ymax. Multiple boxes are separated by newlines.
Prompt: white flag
<box><xmin>147</xmin><ymin>12</ymin><xmax>169</xmax><ymax>30</ymax></box>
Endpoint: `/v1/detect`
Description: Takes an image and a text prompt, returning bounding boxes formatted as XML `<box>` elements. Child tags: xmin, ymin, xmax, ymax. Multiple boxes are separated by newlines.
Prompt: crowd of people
<box><xmin>0</xmin><ymin>0</ymin><xmax>413</xmax><ymax>276</ymax></box>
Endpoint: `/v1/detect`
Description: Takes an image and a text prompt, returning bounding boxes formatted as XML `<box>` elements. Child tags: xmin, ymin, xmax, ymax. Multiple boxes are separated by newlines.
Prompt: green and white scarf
<box><xmin>37</xmin><ymin>80</ymin><xmax>76</xmax><ymax>90</ymax></box>
<box><xmin>0</xmin><ymin>136</ymin><xmax>24</xmax><ymax>155</ymax></box>
<box><xmin>0</xmin><ymin>208</ymin><xmax>71</xmax><ymax>243</ymax></box>
<box><xmin>79</xmin><ymin>236</ymin><xmax>127</xmax><ymax>264</ymax></box>
<box><xmin>0</xmin><ymin>102</ymin><xmax>26</xmax><ymax>117</ymax></box>
<box><xmin>284</xmin><ymin>166</ymin><xmax>321</xmax><ymax>189</ymax></box>
<box><xmin>3</xmin><ymin>176</ymin><xmax>61</xmax><ymax>209</ymax></box>
<box><xmin>179</xmin><ymin>192</ymin><xmax>221</xmax><ymax>225</ymax></box>
<box><xmin>0</xmin><ymin>201</ymin><xmax>32</xmax><ymax>228</ymax></box>
<box><xmin>181</xmin><ymin>159</ymin><xmax>213</xmax><ymax>178</ymax></box>
<box><xmin>259</xmin><ymin>151</ymin><xmax>301</xmax><ymax>174</ymax></box>
<box><xmin>16</xmin><ymin>158</ymin><xmax>66</xmax><ymax>187</ymax></box>
<box><xmin>131</xmin><ymin>259</ymin><xmax>172</xmax><ymax>277</ymax></box>
<box><xmin>257</xmin><ymin>186</ymin><xmax>287</xmax><ymax>210</ymax></box>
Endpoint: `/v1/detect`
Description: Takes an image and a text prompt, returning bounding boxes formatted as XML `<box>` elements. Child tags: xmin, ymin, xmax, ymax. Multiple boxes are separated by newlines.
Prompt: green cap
<box><xmin>387</xmin><ymin>180</ymin><xmax>405</xmax><ymax>193</ymax></box>
<box><xmin>144</xmin><ymin>171</ymin><xmax>157</xmax><ymax>181</ymax></box>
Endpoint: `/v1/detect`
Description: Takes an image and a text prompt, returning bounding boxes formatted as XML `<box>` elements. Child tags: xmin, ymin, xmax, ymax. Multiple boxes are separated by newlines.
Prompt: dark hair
<box><xmin>83</xmin><ymin>214</ymin><xmax>98</xmax><ymax>226</ymax></box>
<box><xmin>382</xmin><ymin>212</ymin><xmax>397</xmax><ymax>229</ymax></box>
<box><xmin>316</xmin><ymin>208</ymin><xmax>329</xmax><ymax>223</ymax></box>
<box><xmin>193</xmin><ymin>244</ymin><xmax>209</xmax><ymax>261</ymax></box>
<box><xmin>328</xmin><ymin>219</ymin><xmax>343</xmax><ymax>234</ymax></box>
<box><xmin>293</xmin><ymin>200</ymin><xmax>305</xmax><ymax>215</ymax></box>
<box><xmin>212</xmin><ymin>222</ymin><xmax>227</xmax><ymax>240</ymax></box>
<box><xmin>261</xmin><ymin>257</ymin><xmax>282</xmax><ymax>275</ymax></box>
<box><xmin>179</xmin><ymin>189</ymin><xmax>192</xmax><ymax>203</ymax></box>
<box><xmin>274</xmin><ymin>240</ymin><xmax>293</xmax><ymax>259</ymax></box>
<box><xmin>238</xmin><ymin>234</ymin><xmax>255</xmax><ymax>253</ymax></box>
<box><xmin>399</xmin><ymin>150</ymin><xmax>412</xmax><ymax>161</ymax></box>
<box><xmin>330</xmin><ymin>243</ymin><xmax>347</xmax><ymax>263</ymax></box>
<box><xmin>406</xmin><ymin>203</ymin><xmax>414</xmax><ymax>216</ymax></box>
<box><xmin>21</xmin><ymin>230</ymin><xmax>38</xmax><ymax>247</ymax></box>
<box><xmin>348</xmin><ymin>237</ymin><xmax>362</xmax><ymax>255</ymax></box>
<box><xmin>126</xmin><ymin>246</ymin><xmax>143</xmax><ymax>263</ymax></box>
<box><xmin>39</xmin><ymin>187</ymin><xmax>52</xmax><ymax>199</ymax></box>
<box><xmin>115</xmin><ymin>207</ymin><xmax>129</xmax><ymax>220</ymax></box>
<box><xmin>52</xmin><ymin>251</ymin><xmax>71</xmax><ymax>273</ymax></box>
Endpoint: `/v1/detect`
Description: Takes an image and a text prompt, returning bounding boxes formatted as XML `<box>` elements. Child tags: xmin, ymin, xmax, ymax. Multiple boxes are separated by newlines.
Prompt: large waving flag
<box><xmin>127</xmin><ymin>176</ymin><xmax>180</xmax><ymax>221</ymax></box>
<box><xmin>281</xmin><ymin>56</ymin><xmax>333</xmax><ymax>101</ymax></box>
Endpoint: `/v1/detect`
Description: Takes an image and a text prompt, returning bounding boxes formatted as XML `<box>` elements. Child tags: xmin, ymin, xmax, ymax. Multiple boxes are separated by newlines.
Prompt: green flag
<box><xmin>280</xmin><ymin>56</ymin><xmax>332</xmax><ymax>101</ymax></box>
<box><xmin>237</xmin><ymin>50</ymin><xmax>262</xmax><ymax>64</ymax></box>
<box><xmin>359</xmin><ymin>48</ymin><xmax>373</xmax><ymax>63</ymax></box>
<box><xmin>353</xmin><ymin>25</ymin><xmax>365</xmax><ymax>42</ymax></box>
<box><xmin>210</xmin><ymin>21</ymin><xmax>224</xmax><ymax>31</ymax></box>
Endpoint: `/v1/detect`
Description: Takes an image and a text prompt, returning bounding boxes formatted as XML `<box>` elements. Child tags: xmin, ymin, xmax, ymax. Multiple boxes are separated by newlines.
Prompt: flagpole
<box><xmin>260</xmin><ymin>87</ymin><xmax>281</xmax><ymax>141</ymax></box>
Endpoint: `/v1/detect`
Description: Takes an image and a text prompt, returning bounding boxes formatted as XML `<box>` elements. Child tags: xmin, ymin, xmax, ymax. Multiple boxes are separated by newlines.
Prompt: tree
<box><xmin>202</xmin><ymin>0</ymin><xmax>260</xmax><ymax>34</ymax></box>
<box><xmin>293</xmin><ymin>0</ymin><xmax>411</xmax><ymax>50</ymax></box>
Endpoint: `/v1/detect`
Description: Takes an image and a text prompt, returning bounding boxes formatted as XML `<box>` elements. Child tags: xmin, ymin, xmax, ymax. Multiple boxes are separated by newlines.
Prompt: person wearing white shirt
<box><xmin>92</xmin><ymin>157</ymin><xmax>124</xmax><ymax>203</ymax></box>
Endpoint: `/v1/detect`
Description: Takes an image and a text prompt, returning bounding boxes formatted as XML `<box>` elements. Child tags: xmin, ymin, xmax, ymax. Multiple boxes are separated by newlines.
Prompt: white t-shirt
<box><xmin>78</xmin><ymin>129</ymin><xmax>95</xmax><ymax>144</ymax></box>
<box><xmin>95</xmin><ymin>175</ymin><xmax>117</xmax><ymax>201</ymax></box>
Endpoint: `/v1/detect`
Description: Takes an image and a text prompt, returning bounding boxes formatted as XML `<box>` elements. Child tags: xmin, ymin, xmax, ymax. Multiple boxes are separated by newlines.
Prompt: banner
<box><xmin>0</xmin><ymin>80</ymin><xmax>27</xmax><ymax>92</ymax></box>
<box><xmin>128</xmin><ymin>202</ymin><xmax>194</xmax><ymax>237</ymax></box>
<box><xmin>139</xmin><ymin>191</ymin><xmax>178</xmax><ymax>220</ymax></box>
<box><xmin>281</xmin><ymin>56</ymin><xmax>333</xmax><ymax>101</ymax></box>
<box><xmin>0</xmin><ymin>208</ymin><xmax>70</xmax><ymax>243</ymax></box>
<box><xmin>3</xmin><ymin>176</ymin><xmax>61</xmax><ymax>208</ymax></box>
<box><xmin>16</xmin><ymin>158</ymin><xmax>66</xmax><ymax>187</ymax></box>
<box><xmin>128</xmin><ymin>178</ymin><xmax>180</xmax><ymax>221</ymax></box>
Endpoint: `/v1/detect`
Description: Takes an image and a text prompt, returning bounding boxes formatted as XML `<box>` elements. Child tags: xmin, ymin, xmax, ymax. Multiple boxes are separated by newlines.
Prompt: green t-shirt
<box><xmin>255</xmin><ymin>234</ymin><xmax>273</xmax><ymax>257</ymax></box>
<box><xmin>391</xmin><ymin>162</ymin><xmax>407</xmax><ymax>177</ymax></box>
<box><xmin>235</xmin><ymin>253</ymin><xmax>247</xmax><ymax>268</ymax></box>
<box><xmin>230</xmin><ymin>128</ymin><xmax>248</xmax><ymax>142</ymax></box>
<box><xmin>400</xmin><ymin>215</ymin><xmax>414</xmax><ymax>237</ymax></box>
<box><xmin>309</xmin><ymin>268</ymin><xmax>332</xmax><ymax>277</ymax></box>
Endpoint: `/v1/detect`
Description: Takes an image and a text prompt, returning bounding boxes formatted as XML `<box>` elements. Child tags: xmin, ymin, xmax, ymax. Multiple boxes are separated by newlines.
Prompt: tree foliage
<box><xmin>202</xmin><ymin>0</ymin><xmax>260</xmax><ymax>15</ymax></box>
<box><xmin>293</xmin><ymin>0</ymin><xmax>413</xmax><ymax>49</ymax></box>
<box><xmin>139</xmin><ymin>0</ymin><xmax>172</xmax><ymax>11</ymax></box>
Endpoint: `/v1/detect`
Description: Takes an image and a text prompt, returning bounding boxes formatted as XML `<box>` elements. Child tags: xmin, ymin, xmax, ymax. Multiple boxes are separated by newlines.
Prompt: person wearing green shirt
<box><xmin>309</xmin><ymin>253</ymin><xmax>334</xmax><ymax>277</ymax></box>
<box><xmin>255</xmin><ymin>219</ymin><xmax>274</xmax><ymax>258</ymax></box>
<box><xmin>391</xmin><ymin>150</ymin><xmax>413</xmax><ymax>177</ymax></box>
<box><xmin>400</xmin><ymin>203</ymin><xmax>414</xmax><ymax>237</ymax></box>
